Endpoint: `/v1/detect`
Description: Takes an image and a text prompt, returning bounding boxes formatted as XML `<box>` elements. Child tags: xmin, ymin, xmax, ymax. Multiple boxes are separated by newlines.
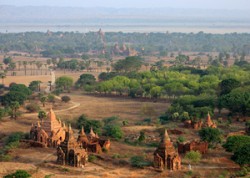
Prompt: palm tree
<box><xmin>36</xmin><ymin>62</ymin><xmax>43</xmax><ymax>75</ymax></box>
<box><xmin>44</xmin><ymin>64</ymin><xmax>48</xmax><ymax>75</ymax></box>
<box><xmin>0</xmin><ymin>72</ymin><xmax>6</xmax><ymax>85</ymax></box>
<box><xmin>18</xmin><ymin>61</ymin><xmax>22</xmax><ymax>71</ymax></box>
<box><xmin>29</xmin><ymin>61</ymin><xmax>33</xmax><ymax>75</ymax></box>
<box><xmin>23</xmin><ymin>61</ymin><xmax>27</xmax><ymax>76</ymax></box>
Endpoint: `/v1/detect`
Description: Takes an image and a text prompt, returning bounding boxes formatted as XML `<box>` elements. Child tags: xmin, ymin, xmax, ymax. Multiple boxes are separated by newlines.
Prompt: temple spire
<box><xmin>37</xmin><ymin>121</ymin><xmax>41</xmax><ymax>127</ymax></box>
<box><xmin>89</xmin><ymin>127</ymin><xmax>96</xmax><ymax>137</ymax></box>
<box><xmin>163</xmin><ymin>129</ymin><xmax>170</xmax><ymax>142</ymax></box>
<box><xmin>80</xmin><ymin>126</ymin><xmax>86</xmax><ymax>135</ymax></box>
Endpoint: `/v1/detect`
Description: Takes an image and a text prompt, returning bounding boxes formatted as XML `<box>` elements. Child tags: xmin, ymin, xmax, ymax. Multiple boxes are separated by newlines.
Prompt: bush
<box><xmin>4</xmin><ymin>170</ymin><xmax>31</xmax><ymax>178</ymax></box>
<box><xmin>130</xmin><ymin>156</ymin><xmax>150</xmax><ymax>168</ymax></box>
<box><xmin>6</xmin><ymin>132</ymin><xmax>24</xmax><ymax>145</ymax></box>
<box><xmin>26</xmin><ymin>103</ymin><xmax>40</xmax><ymax>113</ymax></box>
<box><xmin>177</xmin><ymin>136</ymin><xmax>186</xmax><ymax>143</ymax></box>
<box><xmin>103</xmin><ymin>125</ymin><xmax>123</xmax><ymax>140</ymax></box>
<box><xmin>47</xmin><ymin>94</ymin><xmax>55</xmax><ymax>103</ymax></box>
<box><xmin>61</xmin><ymin>96</ymin><xmax>71</xmax><ymax>103</ymax></box>
<box><xmin>234</xmin><ymin>167</ymin><xmax>249</xmax><ymax>177</ymax></box>
<box><xmin>138</xmin><ymin>131</ymin><xmax>146</xmax><ymax>143</ymax></box>
<box><xmin>103</xmin><ymin>116</ymin><xmax>119</xmax><ymax>126</ymax></box>
<box><xmin>223</xmin><ymin>135</ymin><xmax>250</xmax><ymax>152</ymax></box>
<box><xmin>88</xmin><ymin>155</ymin><xmax>97</xmax><ymax>162</ymax></box>
<box><xmin>184</xmin><ymin>151</ymin><xmax>202</xmax><ymax>163</ymax></box>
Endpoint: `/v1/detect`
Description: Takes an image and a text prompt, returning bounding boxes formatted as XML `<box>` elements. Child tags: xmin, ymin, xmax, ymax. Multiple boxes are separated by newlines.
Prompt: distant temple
<box><xmin>30</xmin><ymin>109</ymin><xmax>66</xmax><ymax>147</ymax></box>
<box><xmin>184</xmin><ymin>113</ymin><xmax>217</xmax><ymax>130</ymax></box>
<box><xmin>154</xmin><ymin>129</ymin><xmax>181</xmax><ymax>171</ymax></box>
<box><xmin>57</xmin><ymin>125</ymin><xmax>88</xmax><ymax>168</ymax></box>
<box><xmin>77</xmin><ymin>127</ymin><xmax>111</xmax><ymax>154</ymax></box>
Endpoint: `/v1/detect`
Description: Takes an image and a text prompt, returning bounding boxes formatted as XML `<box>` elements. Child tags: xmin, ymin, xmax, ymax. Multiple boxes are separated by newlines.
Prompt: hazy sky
<box><xmin>0</xmin><ymin>0</ymin><xmax>250</xmax><ymax>9</ymax></box>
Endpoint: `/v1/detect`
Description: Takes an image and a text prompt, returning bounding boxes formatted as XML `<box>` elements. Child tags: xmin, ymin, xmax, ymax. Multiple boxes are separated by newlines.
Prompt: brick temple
<box><xmin>154</xmin><ymin>129</ymin><xmax>181</xmax><ymax>171</ymax></box>
<box><xmin>30</xmin><ymin>109</ymin><xmax>66</xmax><ymax>147</ymax></box>
<box><xmin>57</xmin><ymin>125</ymin><xmax>88</xmax><ymax>168</ymax></box>
<box><xmin>77</xmin><ymin>127</ymin><xmax>110</xmax><ymax>154</ymax></box>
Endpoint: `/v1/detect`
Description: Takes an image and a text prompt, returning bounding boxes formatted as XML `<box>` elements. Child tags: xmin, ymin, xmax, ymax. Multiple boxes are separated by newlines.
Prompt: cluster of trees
<box><xmin>76</xmin><ymin>115</ymin><xmax>123</xmax><ymax>140</ymax></box>
<box><xmin>75</xmin><ymin>61</ymin><xmax>250</xmax><ymax>120</ymax></box>
<box><xmin>1</xmin><ymin>32</ymin><xmax>250</xmax><ymax>57</ymax></box>
<box><xmin>223</xmin><ymin>135</ymin><xmax>250</xmax><ymax>166</ymax></box>
<box><xmin>0</xmin><ymin>84</ymin><xmax>32</xmax><ymax>119</ymax></box>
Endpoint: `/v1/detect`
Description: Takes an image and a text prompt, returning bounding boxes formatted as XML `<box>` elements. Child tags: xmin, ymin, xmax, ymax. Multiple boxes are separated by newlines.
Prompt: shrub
<box><xmin>26</xmin><ymin>103</ymin><xmax>40</xmax><ymax>113</ymax></box>
<box><xmin>6</xmin><ymin>132</ymin><xmax>24</xmax><ymax>145</ymax></box>
<box><xmin>61</xmin><ymin>96</ymin><xmax>71</xmax><ymax>103</ymax></box>
<box><xmin>4</xmin><ymin>170</ymin><xmax>31</xmax><ymax>178</ymax></box>
<box><xmin>138</xmin><ymin>131</ymin><xmax>146</xmax><ymax>143</ymax></box>
<box><xmin>177</xmin><ymin>136</ymin><xmax>186</xmax><ymax>143</ymax></box>
<box><xmin>130</xmin><ymin>156</ymin><xmax>150</xmax><ymax>168</ymax></box>
<box><xmin>112</xmin><ymin>153</ymin><xmax>121</xmax><ymax>159</ymax></box>
<box><xmin>47</xmin><ymin>94</ymin><xmax>55</xmax><ymax>103</ymax></box>
<box><xmin>103</xmin><ymin>116</ymin><xmax>119</xmax><ymax>126</ymax></box>
<box><xmin>88</xmin><ymin>155</ymin><xmax>97</xmax><ymax>162</ymax></box>
<box><xmin>185</xmin><ymin>151</ymin><xmax>202</xmax><ymax>163</ymax></box>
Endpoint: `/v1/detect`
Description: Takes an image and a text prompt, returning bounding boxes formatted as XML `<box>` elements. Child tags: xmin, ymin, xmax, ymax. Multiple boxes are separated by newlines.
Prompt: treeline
<box><xmin>0</xmin><ymin>32</ymin><xmax>250</xmax><ymax>57</ymax></box>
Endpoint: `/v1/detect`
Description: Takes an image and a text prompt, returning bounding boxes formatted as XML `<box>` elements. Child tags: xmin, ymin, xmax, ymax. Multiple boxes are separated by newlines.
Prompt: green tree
<box><xmin>223</xmin><ymin>135</ymin><xmax>250</xmax><ymax>152</ymax></box>
<box><xmin>185</xmin><ymin>151</ymin><xmax>202</xmax><ymax>163</ymax></box>
<box><xmin>0</xmin><ymin>108</ymin><xmax>6</xmax><ymax>120</ymax></box>
<box><xmin>219</xmin><ymin>91</ymin><xmax>250</xmax><ymax>116</ymax></box>
<box><xmin>231</xmin><ymin>143</ymin><xmax>250</xmax><ymax>166</ymax></box>
<box><xmin>40</xmin><ymin>96</ymin><xmax>47</xmax><ymax>107</ymax></box>
<box><xmin>55</xmin><ymin>76</ymin><xmax>73</xmax><ymax>92</ymax></box>
<box><xmin>199</xmin><ymin>127</ymin><xmax>222</xmax><ymax>146</ymax></box>
<box><xmin>3</xmin><ymin>57</ymin><xmax>12</xmax><ymax>65</ymax></box>
<box><xmin>103</xmin><ymin>125</ymin><xmax>123</xmax><ymax>140</ymax></box>
<box><xmin>28</xmin><ymin>80</ymin><xmax>41</xmax><ymax>92</ymax></box>
<box><xmin>23</xmin><ymin>61</ymin><xmax>28</xmax><ymax>76</ymax></box>
<box><xmin>77</xmin><ymin>114</ymin><xmax>103</xmax><ymax>134</ymax></box>
<box><xmin>220</xmin><ymin>78</ymin><xmax>241</xmax><ymax>96</ymax></box>
<box><xmin>10</xmin><ymin>84</ymin><xmax>32</xmax><ymax>96</ymax></box>
<box><xmin>9</xmin><ymin>101</ymin><xmax>20</xmax><ymax>119</ymax></box>
<box><xmin>38</xmin><ymin>110</ymin><xmax>47</xmax><ymax>120</ymax></box>
<box><xmin>113</xmin><ymin>56</ymin><xmax>143</xmax><ymax>73</ymax></box>
<box><xmin>0</xmin><ymin>72</ymin><xmax>6</xmax><ymax>85</ymax></box>
<box><xmin>75</xmin><ymin>74</ymin><xmax>96</xmax><ymax>89</ymax></box>
<box><xmin>150</xmin><ymin>86</ymin><xmax>162</xmax><ymax>99</ymax></box>
<box><xmin>2</xmin><ymin>91</ymin><xmax>27</xmax><ymax>106</ymax></box>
